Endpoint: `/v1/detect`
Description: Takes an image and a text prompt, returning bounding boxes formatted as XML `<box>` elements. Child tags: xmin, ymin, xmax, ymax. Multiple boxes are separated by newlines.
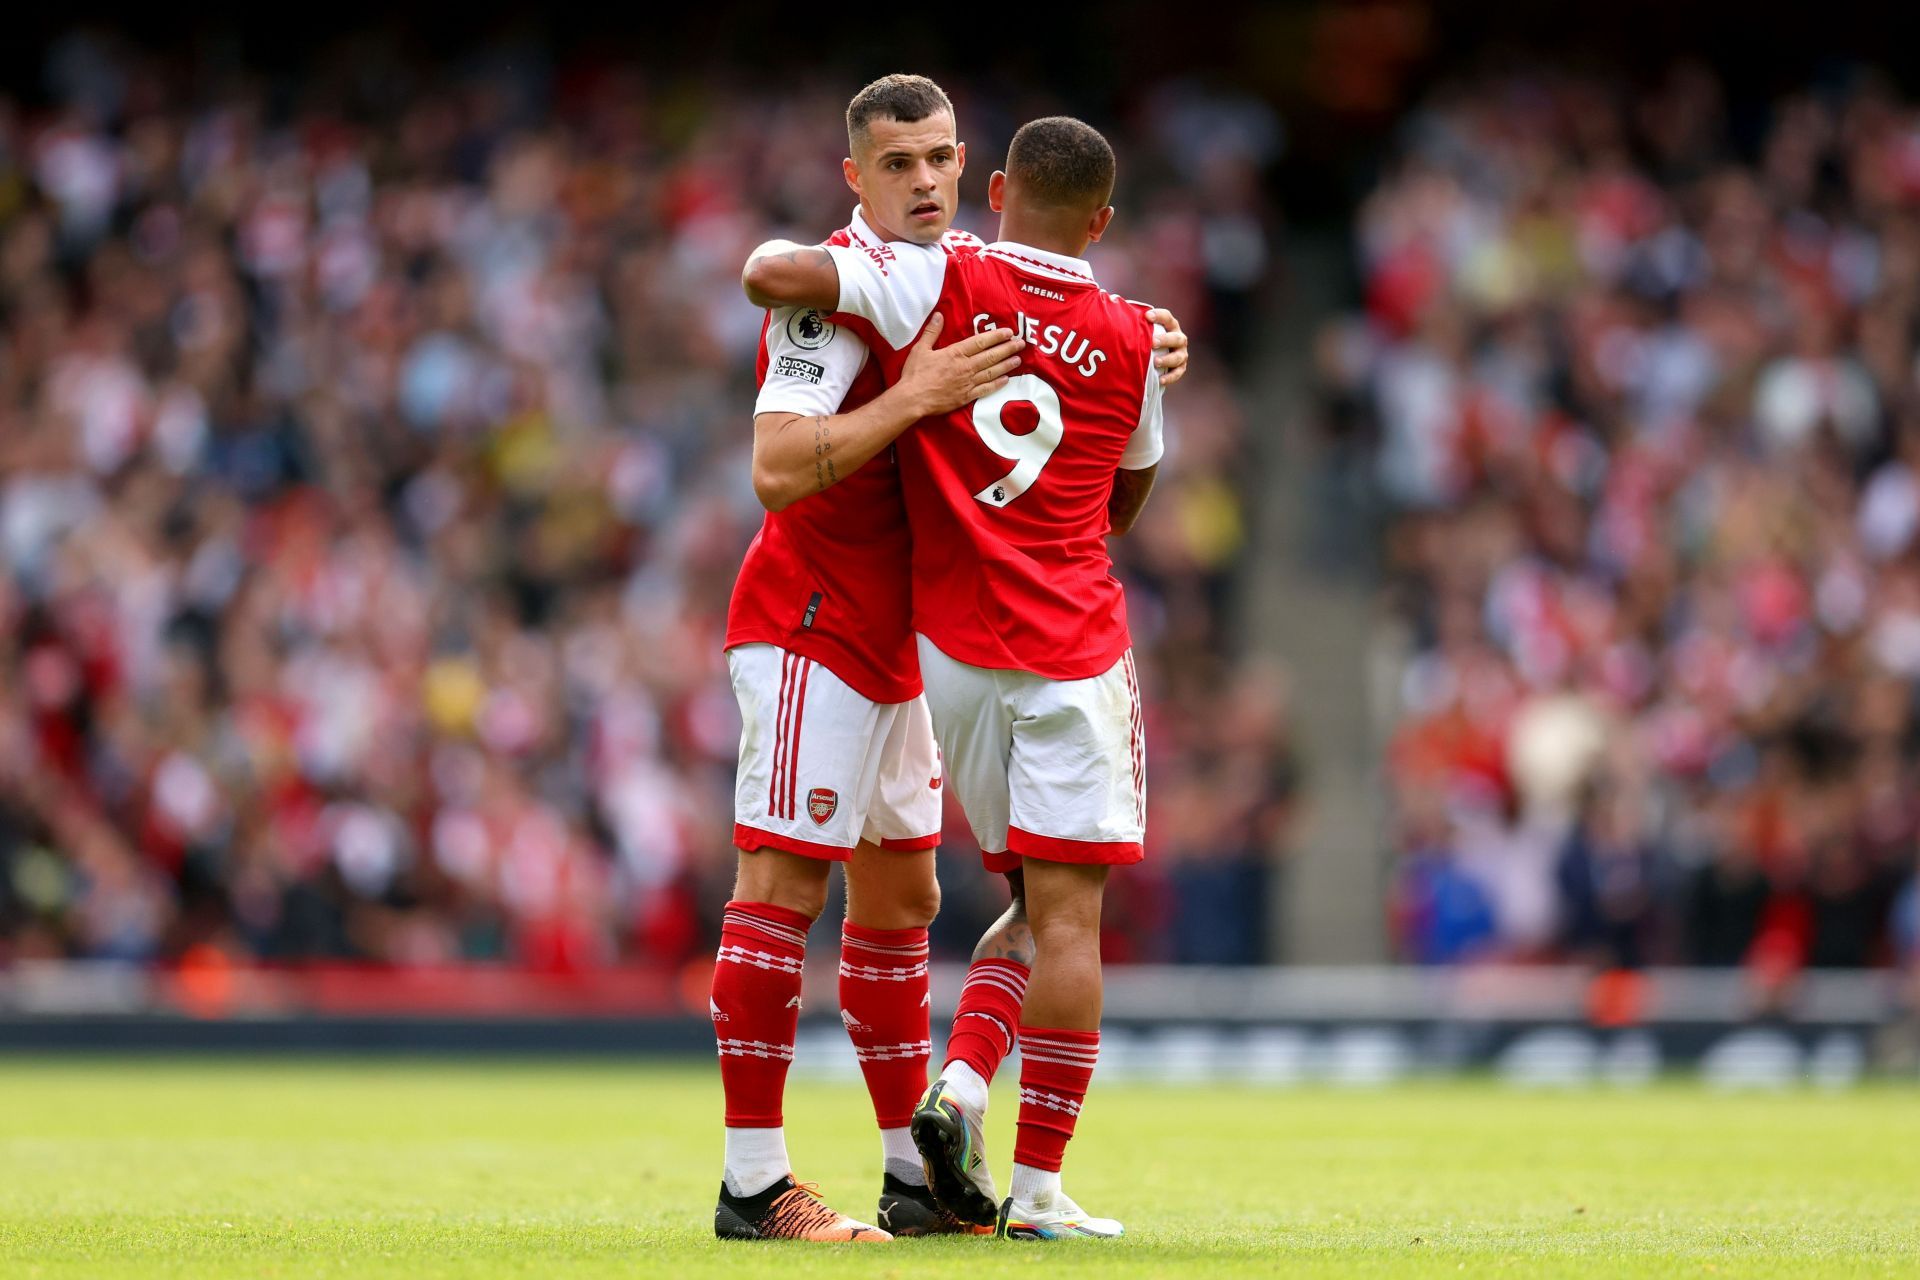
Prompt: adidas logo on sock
<box><xmin>709</xmin><ymin>1000</ymin><xmax>729</xmax><ymax>1023</ymax></box>
<box><xmin>841</xmin><ymin>1010</ymin><xmax>871</xmax><ymax>1033</ymax></box>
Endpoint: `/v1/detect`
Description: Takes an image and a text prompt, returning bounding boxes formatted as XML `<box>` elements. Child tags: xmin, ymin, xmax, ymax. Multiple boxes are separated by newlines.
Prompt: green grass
<box><xmin>1</xmin><ymin>1060</ymin><xmax>1918</xmax><ymax>1277</ymax></box>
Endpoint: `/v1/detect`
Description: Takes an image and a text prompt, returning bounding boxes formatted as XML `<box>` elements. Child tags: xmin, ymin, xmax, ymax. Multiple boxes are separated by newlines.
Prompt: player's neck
<box><xmin>993</xmin><ymin>214</ymin><xmax>1090</xmax><ymax>261</ymax></box>
<box><xmin>856</xmin><ymin>200</ymin><xmax>906</xmax><ymax>243</ymax></box>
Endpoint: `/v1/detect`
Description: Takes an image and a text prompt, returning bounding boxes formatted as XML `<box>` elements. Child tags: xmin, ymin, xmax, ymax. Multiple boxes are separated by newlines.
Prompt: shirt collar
<box><xmin>982</xmin><ymin>240</ymin><xmax>1098</xmax><ymax>285</ymax></box>
<box><xmin>847</xmin><ymin>210</ymin><xmax>1096</xmax><ymax>284</ymax></box>
<box><xmin>848</xmin><ymin>205</ymin><xmax>886</xmax><ymax>247</ymax></box>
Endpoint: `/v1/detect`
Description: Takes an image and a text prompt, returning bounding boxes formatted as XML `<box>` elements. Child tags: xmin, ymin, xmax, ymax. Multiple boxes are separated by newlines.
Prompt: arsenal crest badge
<box><xmin>807</xmin><ymin>787</ymin><xmax>839</xmax><ymax>826</ymax></box>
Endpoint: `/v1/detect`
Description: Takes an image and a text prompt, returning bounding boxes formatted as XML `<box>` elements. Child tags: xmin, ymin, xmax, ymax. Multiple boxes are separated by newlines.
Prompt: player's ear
<box><xmin>842</xmin><ymin>156</ymin><xmax>863</xmax><ymax>199</ymax></box>
<box><xmin>988</xmin><ymin>170</ymin><xmax>1007</xmax><ymax>213</ymax></box>
<box><xmin>954</xmin><ymin>140</ymin><xmax>966</xmax><ymax>176</ymax></box>
<box><xmin>1086</xmin><ymin>205</ymin><xmax>1116</xmax><ymax>243</ymax></box>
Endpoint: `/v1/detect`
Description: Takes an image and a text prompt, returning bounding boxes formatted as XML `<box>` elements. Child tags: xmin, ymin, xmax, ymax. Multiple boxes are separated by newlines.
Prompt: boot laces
<box><xmin>764</xmin><ymin>1182</ymin><xmax>846</xmax><ymax>1236</ymax></box>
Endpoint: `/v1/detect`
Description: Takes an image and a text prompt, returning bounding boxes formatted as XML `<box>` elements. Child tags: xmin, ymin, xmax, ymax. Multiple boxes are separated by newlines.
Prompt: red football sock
<box><xmin>1013</xmin><ymin>1027</ymin><xmax>1099</xmax><ymax>1173</ymax></box>
<box><xmin>942</xmin><ymin>958</ymin><xmax>1029</xmax><ymax>1083</ymax></box>
<box><xmin>837</xmin><ymin>922</ymin><xmax>932</xmax><ymax>1129</ymax></box>
<box><xmin>711</xmin><ymin>900</ymin><xmax>811</xmax><ymax>1128</ymax></box>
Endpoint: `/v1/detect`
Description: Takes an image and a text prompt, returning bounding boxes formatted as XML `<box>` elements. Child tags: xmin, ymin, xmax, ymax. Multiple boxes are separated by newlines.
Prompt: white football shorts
<box><xmin>728</xmin><ymin>642</ymin><xmax>943</xmax><ymax>860</ymax></box>
<box><xmin>915</xmin><ymin>634</ymin><xmax>1145</xmax><ymax>872</ymax></box>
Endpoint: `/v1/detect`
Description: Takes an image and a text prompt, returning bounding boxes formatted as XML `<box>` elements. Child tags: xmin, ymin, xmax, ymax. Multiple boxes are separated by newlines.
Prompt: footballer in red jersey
<box><xmin>744</xmin><ymin>116</ymin><xmax>1175</xmax><ymax>1240</ymax></box>
<box><xmin>713</xmin><ymin>78</ymin><xmax>1188</xmax><ymax>1243</ymax></box>
<box><xmin>713</xmin><ymin>75</ymin><xmax>1020</xmax><ymax>1244</ymax></box>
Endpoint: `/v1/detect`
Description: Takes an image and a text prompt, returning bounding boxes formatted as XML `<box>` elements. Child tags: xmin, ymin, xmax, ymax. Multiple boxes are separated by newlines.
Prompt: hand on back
<box><xmin>1146</xmin><ymin>308</ymin><xmax>1189</xmax><ymax>387</ymax></box>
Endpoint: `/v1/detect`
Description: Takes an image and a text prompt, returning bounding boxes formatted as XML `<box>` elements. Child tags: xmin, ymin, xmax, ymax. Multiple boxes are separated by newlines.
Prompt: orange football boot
<box><xmin>714</xmin><ymin>1175</ymin><xmax>892</xmax><ymax>1241</ymax></box>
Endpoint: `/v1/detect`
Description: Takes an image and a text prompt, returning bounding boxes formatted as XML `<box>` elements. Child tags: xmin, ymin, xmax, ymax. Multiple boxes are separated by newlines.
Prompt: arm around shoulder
<box><xmin>1108</xmin><ymin>326</ymin><xmax>1169</xmax><ymax>535</ymax></box>
<box><xmin>742</xmin><ymin>240</ymin><xmax>841</xmax><ymax>310</ymax></box>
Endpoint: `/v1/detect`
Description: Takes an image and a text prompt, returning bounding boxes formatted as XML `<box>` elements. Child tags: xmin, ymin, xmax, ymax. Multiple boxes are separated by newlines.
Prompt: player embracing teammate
<box><xmin>713</xmin><ymin>74</ymin><xmax>1185</xmax><ymax>1243</ymax></box>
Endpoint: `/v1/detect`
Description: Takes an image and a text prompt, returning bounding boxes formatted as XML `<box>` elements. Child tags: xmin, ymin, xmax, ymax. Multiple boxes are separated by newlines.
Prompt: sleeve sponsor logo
<box><xmin>786</xmin><ymin>309</ymin><xmax>836</xmax><ymax>350</ymax></box>
<box><xmin>773</xmin><ymin>356</ymin><xmax>825</xmax><ymax>384</ymax></box>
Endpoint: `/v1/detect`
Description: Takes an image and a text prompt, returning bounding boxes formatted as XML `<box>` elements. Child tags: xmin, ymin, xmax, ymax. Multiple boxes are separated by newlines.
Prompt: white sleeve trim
<box><xmin>1118</xmin><ymin>323</ymin><xmax>1167</xmax><ymax>470</ymax></box>
<box><xmin>825</xmin><ymin>242</ymin><xmax>949</xmax><ymax>350</ymax></box>
<box><xmin>753</xmin><ymin>306</ymin><xmax>871</xmax><ymax>418</ymax></box>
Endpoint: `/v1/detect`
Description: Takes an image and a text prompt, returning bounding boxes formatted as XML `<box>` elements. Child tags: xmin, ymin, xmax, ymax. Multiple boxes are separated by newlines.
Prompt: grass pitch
<box><xmin>1</xmin><ymin>1059</ymin><xmax>1918</xmax><ymax>1277</ymax></box>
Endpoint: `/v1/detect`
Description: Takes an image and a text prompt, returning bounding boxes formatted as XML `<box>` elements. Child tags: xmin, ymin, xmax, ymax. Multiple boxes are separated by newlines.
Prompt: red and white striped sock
<box><xmin>839</xmin><ymin>922</ymin><xmax>932</xmax><ymax>1161</ymax></box>
<box><xmin>942</xmin><ymin>958</ymin><xmax>1030</xmax><ymax>1089</ymax></box>
<box><xmin>1012</xmin><ymin>1026</ymin><xmax>1099</xmax><ymax>1182</ymax></box>
<box><xmin>711</xmin><ymin>900</ymin><xmax>811</xmax><ymax>1194</ymax></box>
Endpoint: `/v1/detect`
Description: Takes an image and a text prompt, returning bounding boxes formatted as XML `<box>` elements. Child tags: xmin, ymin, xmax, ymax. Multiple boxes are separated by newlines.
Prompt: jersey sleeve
<box><xmin>1118</xmin><ymin>322</ymin><xmax>1167</xmax><ymax>470</ymax></box>
<box><xmin>823</xmin><ymin>242</ymin><xmax>949</xmax><ymax>350</ymax></box>
<box><xmin>753</xmin><ymin>306</ymin><xmax>871</xmax><ymax>418</ymax></box>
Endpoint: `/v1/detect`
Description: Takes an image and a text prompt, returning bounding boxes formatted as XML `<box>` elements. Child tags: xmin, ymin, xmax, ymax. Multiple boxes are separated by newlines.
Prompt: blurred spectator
<box><xmin>1389</xmin><ymin>786</ymin><xmax>1497</xmax><ymax>964</ymax></box>
<box><xmin>1554</xmin><ymin>777</ymin><xmax>1662</xmax><ymax>970</ymax></box>
<box><xmin>1680</xmin><ymin>795</ymin><xmax>1772</xmax><ymax>965</ymax></box>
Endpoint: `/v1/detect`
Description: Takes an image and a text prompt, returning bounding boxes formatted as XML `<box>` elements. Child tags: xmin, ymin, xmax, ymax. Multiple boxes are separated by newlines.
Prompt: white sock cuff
<box><xmin>1010</xmin><ymin>1161</ymin><xmax>1062</xmax><ymax>1207</ymax></box>
<box><xmin>723</xmin><ymin>1126</ymin><xmax>789</xmax><ymax>1198</ymax></box>
<box><xmin>881</xmin><ymin>1126</ymin><xmax>924</xmax><ymax>1184</ymax></box>
<box><xmin>940</xmin><ymin>1060</ymin><xmax>991</xmax><ymax>1113</ymax></box>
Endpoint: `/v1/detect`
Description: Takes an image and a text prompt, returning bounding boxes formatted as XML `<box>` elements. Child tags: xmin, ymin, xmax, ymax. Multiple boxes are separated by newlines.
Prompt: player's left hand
<box><xmin>1147</xmin><ymin>308</ymin><xmax>1189</xmax><ymax>387</ymax></box>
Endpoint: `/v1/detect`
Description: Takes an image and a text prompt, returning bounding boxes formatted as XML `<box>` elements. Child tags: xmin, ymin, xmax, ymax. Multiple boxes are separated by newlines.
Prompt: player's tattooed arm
<box><xmin>1107</xmin><ymin>463</ymin><xmax>1159</xmax><ymax>536</ymax></box>
<box><xmin>812</xmin><ymin>417</ymin><xmax>837</xmax><ymax>494</ymax></box>
<box><xmin>755</xmin><ymin>410</ymin><xmax>848</xmax><ymax>510</ymax></box>
<box><xmin>742</xmin><ymin>240</ymin><xmax>841</xmax><ymax>310</ymax></box>
<box><xmin>1146</xmin><ymin>308</ymin><xmax>1190</xmax><ymax>388</ymax></box>
<box><xmin>750</xmin><ymin>316</ymin><xmax>1022</xmax><ymax>512</ymax></box>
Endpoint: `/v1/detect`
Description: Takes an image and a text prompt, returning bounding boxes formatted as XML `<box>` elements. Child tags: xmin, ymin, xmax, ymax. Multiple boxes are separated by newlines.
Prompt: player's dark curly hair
<box><xmin>846</xmin><ymin>74</ymin><xmax>955</xmax><ymax>153</ymax></box>
<box><xmin>1005</xmin><ymin>116</ymin><xmax>1115</xmax><ymax>211</ymax></box>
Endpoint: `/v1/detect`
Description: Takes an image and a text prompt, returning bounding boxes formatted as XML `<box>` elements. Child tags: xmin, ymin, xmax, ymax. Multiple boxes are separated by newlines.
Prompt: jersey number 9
<box><xmin>971</xmin><ymin>375</ymin><xmax>1063</xmax><ymax>508</ymax></box>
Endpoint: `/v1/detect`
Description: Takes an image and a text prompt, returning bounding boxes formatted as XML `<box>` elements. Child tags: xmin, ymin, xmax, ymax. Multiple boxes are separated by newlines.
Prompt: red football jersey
<box><xmin>724</xmin><ymin>212</ymin><xmax>983</xmax><ymax>704</ymax></box>
<box><xmin>826</xmin><ymin>238</ymin><xmax>1166</xmax><ymax>680</ymax></box>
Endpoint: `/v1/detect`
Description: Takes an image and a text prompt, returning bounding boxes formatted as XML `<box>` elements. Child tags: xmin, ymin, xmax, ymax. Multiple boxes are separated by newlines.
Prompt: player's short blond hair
<box><xmin>846</xmin><ymin>74</ymin><xmax>955</xmax><ymax>156</ymax></box>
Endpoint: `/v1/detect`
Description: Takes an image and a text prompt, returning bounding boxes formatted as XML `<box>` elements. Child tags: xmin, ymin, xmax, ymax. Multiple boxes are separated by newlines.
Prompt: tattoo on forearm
<box><xmin>812</xmin><ymin>416</ymin><xmax>837</xmax><ymax>492</ymax></box>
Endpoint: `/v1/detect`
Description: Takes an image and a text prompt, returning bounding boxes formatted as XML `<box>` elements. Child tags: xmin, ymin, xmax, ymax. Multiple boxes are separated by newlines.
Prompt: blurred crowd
<box><xmin>0</xmin><ymin>34</ymin><xmax>1291</xmax><ymax>971</ymax></box>
<box><xmin>1321</xmin><ymin>63</ymin><xmax>1920</xmax><ymax>974</ymax></box>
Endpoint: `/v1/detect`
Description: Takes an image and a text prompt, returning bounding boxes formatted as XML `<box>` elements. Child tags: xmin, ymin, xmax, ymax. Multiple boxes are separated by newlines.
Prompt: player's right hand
<box><xmin>902</xmin><ymin>313</ymin><xmax>1024</xmax><ymax>416</ymax></box>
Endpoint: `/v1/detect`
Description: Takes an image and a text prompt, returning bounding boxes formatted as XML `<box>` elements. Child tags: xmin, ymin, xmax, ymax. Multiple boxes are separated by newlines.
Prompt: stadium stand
<box><xmin>1321</xmin><ymin>65</ymin><xmax>1920</xmax><ymax>976</ymax></box>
